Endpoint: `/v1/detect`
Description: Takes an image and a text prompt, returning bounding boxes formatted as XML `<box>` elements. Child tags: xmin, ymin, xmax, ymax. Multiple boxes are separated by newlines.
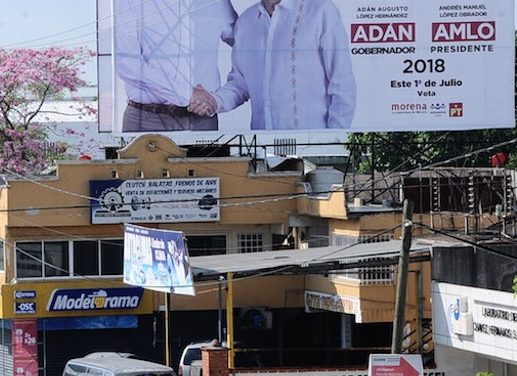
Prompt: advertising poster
<box><xmin>106</xmin><ymin>0</ymin><xmax>514</xmax><ymax>136</ymax></box>
<box><xmin>124</xmin><ymin>224</ymin><xmax>195</xmax><ymax>295</ymax></box>
<box><xmin>368</xmin><ymin>354</ymin><xmax>423</xmax><ymax>376</ymax></box>
<box><xmin>12</xmin><ymin>319</ymin><xmax>38</xmax><ymax>376</ymax></box>
<box><xmin>89</xmin><ymin>178</ymin><xmax>220</xmax><ymax>224</ymax></box>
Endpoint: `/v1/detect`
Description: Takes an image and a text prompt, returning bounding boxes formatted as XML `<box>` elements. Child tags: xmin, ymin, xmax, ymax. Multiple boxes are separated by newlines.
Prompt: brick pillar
<box><xmin>202</xmin><ymin>347</ymin><xmax>229</xmax><ymax>376</ymax></box>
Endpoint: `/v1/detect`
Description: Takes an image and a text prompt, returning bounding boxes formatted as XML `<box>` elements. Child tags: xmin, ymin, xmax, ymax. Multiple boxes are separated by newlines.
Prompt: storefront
<box><xmin>0</xmin><ymin>281</ymin><xmax>154</xmax><ymax>375</ymax></box>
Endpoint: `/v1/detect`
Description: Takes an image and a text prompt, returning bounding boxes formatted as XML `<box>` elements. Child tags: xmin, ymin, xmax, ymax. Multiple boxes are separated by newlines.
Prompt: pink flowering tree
<box><xmin>0</xmin><ymin>47</ymin><xmax>96</xmax><ymax>174</ymax></box>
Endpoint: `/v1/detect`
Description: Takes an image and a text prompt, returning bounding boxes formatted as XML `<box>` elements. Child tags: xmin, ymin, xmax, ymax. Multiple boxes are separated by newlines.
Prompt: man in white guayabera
<box><xmin>189</xmin><ymin>0</ymin><xmax>356</xmax><ymax>130</ymax></box>
<box><xmin>114</xmin><ymin>0</ymin><xmax>236</xmax><ymax>132</ymax></box>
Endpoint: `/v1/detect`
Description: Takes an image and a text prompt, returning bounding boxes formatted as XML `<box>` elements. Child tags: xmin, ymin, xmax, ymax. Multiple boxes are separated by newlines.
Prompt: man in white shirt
<box><xmin>114</xmin><ymin>0</ymin><xmax>236</xmax><ymax>132</ymax></box>
<box><xmin>190</xmin><ymin>0</ymin><xmax>356</xmax><ymax>130</ymax></box>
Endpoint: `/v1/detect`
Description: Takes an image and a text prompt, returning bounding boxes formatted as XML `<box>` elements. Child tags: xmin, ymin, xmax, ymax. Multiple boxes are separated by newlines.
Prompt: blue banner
<box><xmin>124</xmin><ymin>224</ymin><xmax>195</xmax><ymax>296</ymax></box>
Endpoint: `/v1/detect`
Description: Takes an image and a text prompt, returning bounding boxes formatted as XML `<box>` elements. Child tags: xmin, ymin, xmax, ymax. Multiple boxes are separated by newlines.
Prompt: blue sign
<box><xmin>40</xmin><ymin>315</ymin><xmax>138</xmax><ymax>330</ymax></box>
<box><xmin>47</xmin><ymin>288</ymin><xmax>143</xmax><ymax>312</ymax></box>
<box><xmin>124</xmin><ymin>224</ymin><xmax>195</xmax><ymax>296</ymax></box>
<box><xmin>14</xmin><ymin>290</ymin><xmax>36</xmax><ymax>299</ymax></box>
<box><xmin>15</xmin><ymin>302</ymin><xmax>36</xmax><ymax>314</ymax></box>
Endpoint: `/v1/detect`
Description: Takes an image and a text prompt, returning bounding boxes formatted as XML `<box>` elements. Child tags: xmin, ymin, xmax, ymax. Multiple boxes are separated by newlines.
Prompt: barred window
<box><xmin>238</xmin><ymin>234</ymin><xmax>263</xmax><ymax>253</ymax></box>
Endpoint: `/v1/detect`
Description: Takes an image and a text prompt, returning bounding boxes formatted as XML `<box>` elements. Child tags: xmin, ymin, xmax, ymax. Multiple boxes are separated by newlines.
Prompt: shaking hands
<box><xmin>188</xmin><ymin>84</ymin><xmax>217</xmax><ymax>117</ymax></box>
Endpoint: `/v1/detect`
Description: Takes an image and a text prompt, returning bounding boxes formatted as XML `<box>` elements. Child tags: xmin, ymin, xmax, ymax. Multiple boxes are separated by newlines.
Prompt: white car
<box><xmin>178</xmin><ymin>341</ymin><xmax>216</xmax><ymax>376</ymax></box>
<box><xmin>63</xmin><ymin>352</ymin><xmax>175</xmax><ymax>376</ymax></box>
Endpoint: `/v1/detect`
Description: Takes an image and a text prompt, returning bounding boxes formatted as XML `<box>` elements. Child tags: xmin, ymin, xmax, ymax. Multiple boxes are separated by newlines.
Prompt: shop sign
<box><xmin>14</xmin><ymin>291</ymin><xmax>36</xmax><ymax>299</ymax></box>
<box><xmin>47</xmin><ymin>287</ymin><xmax>143</xmax><ymax>312</ymax></box>
<box><xmin>15</xmin><ymin>302</ymin><xmax>36</xmax><ymax>315</ymax></box>
<box><xmin>304</xmin><ymin>290</ymin><xmax>362</xmax><ymax>322</ymax></box>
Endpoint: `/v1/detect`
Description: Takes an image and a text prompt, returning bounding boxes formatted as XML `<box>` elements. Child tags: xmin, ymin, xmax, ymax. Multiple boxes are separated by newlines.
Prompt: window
<box><xmin>17</xmin><ymin>242</ymin><xmax>43</xmax><ymax>278</ymax></box>
<box><xmin>74</xmin><ymin>240</ymin><xmax>99</xmax><ymax>276</ymax></box>
<box><xmin>0</xmin><ymin>239</ymin><xmax>4</xmax><ymax>271</ymax></box>
<box><xmin>186</xmin><ymin>235</ymin><xmax>226</xmax><ymax>256</ymax></box>
<box><xmin>238</xmin><ymin>234</ymin><xmax>263</xmax><ymax>253</ymax></box>
<box><xmin>45</xmin><ymin>241</ymin><xmax>69</xmax><ymax>277</ymax></box>
<box><xmin>16</xmin><ymin>239</ymin><xmax>124</xmax><ymax>279</ymax></box>
<box><xmin>101</xmin><ymin>239</ymin><xmax>124</xmax><ymax>275</ymax></box>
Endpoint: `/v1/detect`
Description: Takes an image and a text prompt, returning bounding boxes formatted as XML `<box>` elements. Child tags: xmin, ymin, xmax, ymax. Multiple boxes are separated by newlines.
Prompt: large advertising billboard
<box><xmin>124</xmin><ymin>224</ymin><xmax>195</xmax><ymax>295</ymax></box>
<box><xmin>107</xmin><ymin>0</ymin><xmax>514</xmax><ymax>137</ymax></box>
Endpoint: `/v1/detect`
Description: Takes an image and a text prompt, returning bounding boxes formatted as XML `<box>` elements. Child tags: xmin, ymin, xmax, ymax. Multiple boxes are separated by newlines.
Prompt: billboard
<box><xmin>123</xmin><ymin>224</ymin><xmax>195</xmax><ymax>295</ymax></box>
<box><xmin>89</xmin><ymin>178</ymin><xmax>220</xmax><ymax>224</ymax></box>
<box><xmin>107</xmin><ymin>0</ymin><xmax>514</xmax><ymax>136</ymax></box>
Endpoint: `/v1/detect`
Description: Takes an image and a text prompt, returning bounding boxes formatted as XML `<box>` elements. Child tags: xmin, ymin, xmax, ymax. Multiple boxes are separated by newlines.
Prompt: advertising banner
<box><xmin>108</xmin><ymin>0</ymin><xmax>514</xmax><ymax>136</ymax></box>
<box><xmin>89</xmin><ymin>178</ymin><xmax>220</xmax><ymax>224</ymax></box>
<box><xmin>368</xmin><ymin>354</ymin><xmax>423</xmax><ymax>376</ymax></box>
<box><xmin>12</xmin><ymin>319</ymin><xmax>38</xmax><ymax>376</ymax></box>
<box><xmin>124</xmin><ymin>224</ymin><xmax>195</xmax><ymax>295</ymax></box>
<box><xmin>433</xmin><ymin>282</ymin><xmax>517</xmax><ymax>363</ymax></box>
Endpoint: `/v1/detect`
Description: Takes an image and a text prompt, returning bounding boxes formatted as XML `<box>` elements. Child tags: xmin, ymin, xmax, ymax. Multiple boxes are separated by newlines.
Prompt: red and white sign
<box><xmin>12</xmin><ymin>319</ymin><xmax>38</xmax><ymax>376</ymax></box>
<box><xmin>369</xmin><ymin>354</ymin><xmax>423</xmax><ymax>376</ymax></box>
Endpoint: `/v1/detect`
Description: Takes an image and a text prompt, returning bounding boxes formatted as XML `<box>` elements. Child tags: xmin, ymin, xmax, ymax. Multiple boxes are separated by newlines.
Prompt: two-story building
<box><xmin>0</xmin><ymin>134</ymin><xmax>433</xmax><ymax>375</ymax></box>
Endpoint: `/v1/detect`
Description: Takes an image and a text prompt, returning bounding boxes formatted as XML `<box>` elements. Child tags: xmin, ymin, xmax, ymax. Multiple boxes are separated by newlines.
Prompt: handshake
<box><xmin>187</xmin><ymin>84</ymin><xmax>218</xmax><ymax>117</ymax></box>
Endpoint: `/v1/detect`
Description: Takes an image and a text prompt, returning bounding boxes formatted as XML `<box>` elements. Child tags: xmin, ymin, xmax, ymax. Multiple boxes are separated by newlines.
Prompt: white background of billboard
<box><xmin>100</xmin><ymin>0</ymin><xmax>515</xmax><ymax>140</ymax></box>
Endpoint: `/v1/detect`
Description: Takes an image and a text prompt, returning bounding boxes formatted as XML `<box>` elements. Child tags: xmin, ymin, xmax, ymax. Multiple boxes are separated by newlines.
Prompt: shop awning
<box><xmin>190</xmin><ymin>239</ymin><xmax>433</xmax><ymax>281</ymax></box>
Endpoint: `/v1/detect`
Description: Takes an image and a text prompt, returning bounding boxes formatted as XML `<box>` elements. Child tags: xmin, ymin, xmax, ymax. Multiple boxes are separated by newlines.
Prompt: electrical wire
<box><xmin>3</xmin><ymin>0</ymin><xmax>229</xmax><ymax>50</ymax></box>
<box><xmin>7</xmin><ymin>223</ymin><xmax>403</xmax><ymax>290</ymax></box>
<box><xmin>414</xmin><ymin>221</ymin><xmax>517</xmax><ymax>262</ymax></box>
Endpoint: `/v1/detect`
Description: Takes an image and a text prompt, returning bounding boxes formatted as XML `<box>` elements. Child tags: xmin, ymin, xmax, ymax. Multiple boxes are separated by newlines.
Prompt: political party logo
<box><xmin>47</xmin><ymin>288</ymin><xmax>143</xmax><ymax>312</ymax></box>
<box><xmin>449</xmin><ymin>103</ymin><xmax>463</xmax><ymax>117</ymax></box>
<box><xmin>391</xmin><ymin>103</ymin><xmax>428</xmax><ymax>114</ymax></box>
<box><xmin>351</xmin><ymin>23</ymin><xmax>416</xmax><ymax>43</ymax></box>
<box><xmin>432</xmin><ymin>22</ymin><xmax>496</xmax><ymax>42</ymax></box>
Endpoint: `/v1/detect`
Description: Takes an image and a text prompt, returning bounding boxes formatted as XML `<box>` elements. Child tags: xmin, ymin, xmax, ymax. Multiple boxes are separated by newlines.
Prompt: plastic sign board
<box><xmin>12</xmin><ymin>319</ymin><xmax>38</xmax><ymax>376</ymax></box>
<box><xmin>368</xmin><ymin>354</ymin><xmax>423</xmax><ymax>376</ymax></box>
<box><xmin>89</xmin><ymin>178</ymin><xmax>220</xmax><ymax>224</ymax></box>
<box><xmin>47</xmin><ymin>288</ymin><xmax>143</xmax><ymax>312</ymax></box>
<box><xmin>124</xmin><ymin>224</ymin><xmax>195</xmax><ymax>296</ymax></box>
<box><xmin>105</xmin><ymin>0</ymin><xmax>514</xmax><ymax>136</ymax></box>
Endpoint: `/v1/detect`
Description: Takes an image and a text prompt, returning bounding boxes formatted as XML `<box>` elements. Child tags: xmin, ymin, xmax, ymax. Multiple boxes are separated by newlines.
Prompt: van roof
<box><xmin>67</xmin><ymin>352</ymin><xmax>174</xmax><ymax>374</ymax></box>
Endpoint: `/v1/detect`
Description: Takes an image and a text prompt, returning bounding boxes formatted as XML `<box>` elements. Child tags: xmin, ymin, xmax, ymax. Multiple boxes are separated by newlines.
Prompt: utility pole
<box><xmin>391</xmin><ymin>199</ymin><xmax>414</xmax><ymax>353</ymax></box>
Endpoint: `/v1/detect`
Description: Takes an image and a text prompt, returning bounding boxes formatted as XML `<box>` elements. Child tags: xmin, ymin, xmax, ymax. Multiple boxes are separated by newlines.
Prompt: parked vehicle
<box><xmin>178</xmin><ymin>341</ymin><xmax>216</xmax><ymax>376</ymax></box>
<box><xmin>62</xmin><ymin>352</ymin><xmax>176</xmax><ymax>376</ymax></box>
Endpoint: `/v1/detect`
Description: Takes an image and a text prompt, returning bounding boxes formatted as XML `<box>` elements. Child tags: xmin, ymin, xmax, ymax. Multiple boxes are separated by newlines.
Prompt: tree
<box><xmin>348</xmin><ymin>130</ymin><xmax>517</xmax><ymax>174</ymax></box>
<box><xmin>0</xmin><ymin>47</ymin><xmax>95</xmax><ymax>174</ymax></box>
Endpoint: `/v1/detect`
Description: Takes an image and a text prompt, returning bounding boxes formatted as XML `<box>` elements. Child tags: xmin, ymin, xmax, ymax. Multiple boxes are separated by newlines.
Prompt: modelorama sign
<box><xmin>90</xmin><ymin>178</ymin><xmax>220</xmax><ymax>224</ymax></box>
<box><xmin>433</xmin><ymin>282</ymin><xmax>517</xmax><ymax>363</ymax></box>
<box><xmin>104</xmin><ymin>0</ymin><xmax>514</xmax><ymax>136</ymax></box>
<box><xmin>47</xmin><ymin>288</ymin><xmax>143</xmax><ymax>312</ymax></box>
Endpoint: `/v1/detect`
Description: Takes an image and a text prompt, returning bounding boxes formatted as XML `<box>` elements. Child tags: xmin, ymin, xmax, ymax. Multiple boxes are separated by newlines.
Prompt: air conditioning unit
<box><xmin>240</xmin><ymin>307</ymin><xmax>272</xmax><ymax>329</ymax></box>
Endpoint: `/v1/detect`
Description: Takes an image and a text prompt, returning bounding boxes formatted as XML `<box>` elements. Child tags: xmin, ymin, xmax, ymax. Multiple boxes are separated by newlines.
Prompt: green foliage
<box><xmin>347</xmin><ymin>129</ymin><xmax>517</xmax><ymax>174</ymax></box>
<box><xmin>475</xmin><ymin>372</ymin><xmax>494</xmax><ymax>376</ymax></box>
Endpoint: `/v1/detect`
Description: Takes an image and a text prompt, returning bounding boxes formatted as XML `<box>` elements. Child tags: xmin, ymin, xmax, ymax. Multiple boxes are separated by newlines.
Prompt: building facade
<box><xmin>0</xmin><ymin>134</ymin><xmax>432</xmax><ymax>375</ymax></box>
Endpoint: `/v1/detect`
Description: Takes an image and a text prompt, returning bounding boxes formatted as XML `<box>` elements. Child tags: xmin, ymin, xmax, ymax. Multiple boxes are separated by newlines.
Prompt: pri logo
<box><xmin>432</xmin><ymin>22</ymin><xmax>496</xmax><ymax>42</ymax></box>
<box><xmin>351</xmin><ymin>23</ymin><xmax>416</xmax><ymax>43</ymax></box>
<box><xmin>449</xmin><ymin>103</ymin><xmax>463</xmax><ymax>117</ymax></box>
